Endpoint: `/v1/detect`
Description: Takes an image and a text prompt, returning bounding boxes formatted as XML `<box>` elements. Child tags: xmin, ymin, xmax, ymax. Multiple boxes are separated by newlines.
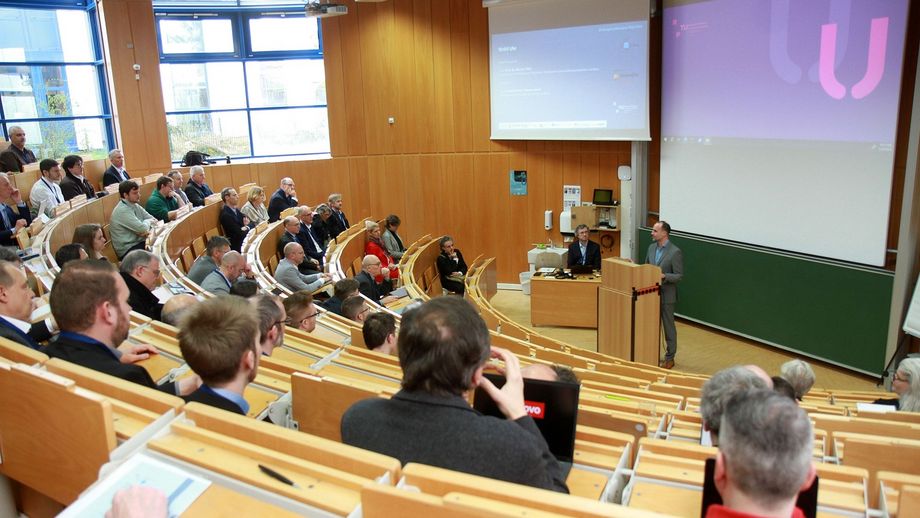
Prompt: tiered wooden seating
<box><xmin>879</xmin><ymin>471</ymin><xmax>920</xmax><ymax>518</ymax></box>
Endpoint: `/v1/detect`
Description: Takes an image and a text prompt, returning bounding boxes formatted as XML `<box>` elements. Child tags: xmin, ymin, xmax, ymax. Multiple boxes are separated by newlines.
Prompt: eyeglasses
<box><xmin>894</xmin><ymin>373</ymin><xmax>910</xmax><ymax>383</ymax></box>
<box><xmin>285</xmin><ymin>310</ymin><xmax>320</xmax><ymax>327</ymax></box>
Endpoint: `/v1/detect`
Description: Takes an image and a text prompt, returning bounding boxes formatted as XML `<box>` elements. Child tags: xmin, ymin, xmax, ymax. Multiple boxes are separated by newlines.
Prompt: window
<box><xmin>0</xmin><ymin>3</ymin><xmax>113</xmax><ymax>160</ymax></box>
<box><xmin>156</xmin><ymin>8</ymin><xmax>329</xmax><ymax>161</ymax></box>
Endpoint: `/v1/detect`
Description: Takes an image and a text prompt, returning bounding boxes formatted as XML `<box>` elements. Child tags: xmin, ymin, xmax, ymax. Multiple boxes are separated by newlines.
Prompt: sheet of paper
<box><xmin>855</xmin><ymin>402</ymin><xmax>896</xmax><ymax>413</ymax></box>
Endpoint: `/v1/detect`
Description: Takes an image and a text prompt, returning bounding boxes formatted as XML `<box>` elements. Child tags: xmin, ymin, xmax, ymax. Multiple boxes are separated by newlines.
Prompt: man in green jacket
<box><xmin>145</xmin><ymin>176</ymin><xmax>183</xmax><ymax>223</ymax></box>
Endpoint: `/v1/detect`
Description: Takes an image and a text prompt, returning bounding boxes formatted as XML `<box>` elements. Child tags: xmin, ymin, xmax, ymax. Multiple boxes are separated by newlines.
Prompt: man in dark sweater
<box><xmin>341</xmin><ymin>297</ymin><xmax>569</xmax><ymax>493</ymax></box>
<box><xmin>178</xmin><ymin>295</ymin><xmax>261</xmax><ymax>415</ymax></box>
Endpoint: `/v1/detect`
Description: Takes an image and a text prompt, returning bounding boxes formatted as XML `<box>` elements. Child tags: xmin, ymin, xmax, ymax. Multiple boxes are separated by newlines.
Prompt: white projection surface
<box><xmin>660</xmin><ymin>0</ymin><xmax>909</xmax><ymax>266</ymax></box>
<box><xmin>488</xmin><ymin>0</ymin><xmax>650</xmax><ymax>141</ymax></box>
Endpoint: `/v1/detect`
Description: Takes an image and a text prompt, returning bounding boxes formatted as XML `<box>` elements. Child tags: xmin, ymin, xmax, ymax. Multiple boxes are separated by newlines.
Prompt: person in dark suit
<box><xmin>325</xmin><ymin>193</ymin><xmax>350</xmax><ymax>240</ymax></box>
<box><xmin>178</xmin><ymin>295</ymin><xmax>261</xmax><ymax>416</ymax></box>
<box><xmin>0</xmin><ymin>172</ymin><xmax>32</xmax><ymax>247</ymax></box>
<box><xmin>296</xmin><ymin>206</ymin><xmax>325</xmax><ymax>265</ymax></box>
<box><xmin>218</xmin><ymin>187</ymin><xmax>251</xmax><ymax>252</ymax></box>
<box><xmin>311</xmin><ymin>204</ymin><xmax>334</xmax><ymax>246</ymax></box>
<box><xmin>102</xmin><ymin>149</ymin><xmax>131</xmax><ymax>187</ymax></box>
<box><xmin>277</xmin><ymin>215</ymin><xmax>319</xmax><ymax>274</ymax></box>
<box><xmin>44</xmin><ymin>259</ymin><xmax>200</xmax><ymax>395</ymax></box>
<box><xmin>355</xmin><ymin>255</ymin><xmax>396</xmax><ymax>306</ymax></box>
<box><xmin>119</xmin><ymin>250</ymin><xmax>164</xmax><ymax>321</ymax></box>
<box><xmin>436</xmin><ymin>236</ymin><xmax>467</xmax><ymax>295</ymax></box>
<box><xmin>184</xmin><ymin>165</ymin><xmax>213</xmax><ymax>207</ymax></box>
<box><xmin>645</xmin><ymin>220</ymin><xmax>683</xmax><ymax>369</ymax></box>
<box><xmin>267</xmin><ymin>177</ymin><xmax>298</xmax><ymax>222</ymax></box>
<box><xmin>0</xmin><ymin>247</ymin><xmax>54</xmax><ymax>345</ymax></box>
<box><xmin>59</xmin><ymin>155</ymin><xmax>97</xmax><ymax>201</ymax></box>
<box><xmin>341</xmin><ymin>297</ymin><xmax>568</xmax><ymax>492</ymax></box>
<box><xmin>0</xmin><ymin>260</ymin><xmax>43</xmax><ymax>349</ymax></box>
<box><xmin>0</xmin><ymin>126</ymin><xmax>36</xmax><ymax>173</ymax></box>
<box><xmin>567</xmin><ymin>224</ymin><xmax>601</xmax><ymax>270</ymax></box>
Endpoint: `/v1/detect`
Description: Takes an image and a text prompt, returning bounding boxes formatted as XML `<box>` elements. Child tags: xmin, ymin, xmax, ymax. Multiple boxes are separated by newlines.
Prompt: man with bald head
<box><xmin>161</xmin><ymin>294</ymin><xmax>197</xmax><ymax>327</ymax></box>
<box><xmin>355</xmin><ymin>254</ymin><xmax>397</xmax><ymax>306</ymax></box>
<box><xmin>0</xmin><ymin>126</ymin><xmax>36</xmax><ymax>173</ymax></box>
<box><xmin>275</xmin><ymin>242</ymin><xmax>328</xmax><ymax>293</ymax></box>
<box><xmin>296</xmin><ymin>206</ymin><xmax>325</xmax><ymax>265</ymax></box>
<box><xmin>200</xmin><ymin>251</ymin><xmax>245</xmax><ymax>295</ymax></box>
<box><xmin>268</xmin><ymin>177</ymin><xmax>298</xmax><ymax>222</ymax></box>
<box><xmin>278</xmin><ymin>215</ymin><xmax>319</xmax><ymax>274</ymax></box>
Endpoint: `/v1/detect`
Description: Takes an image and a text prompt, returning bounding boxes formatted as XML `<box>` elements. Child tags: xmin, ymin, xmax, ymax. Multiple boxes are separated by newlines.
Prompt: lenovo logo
<box><xmin>524</xmin><ymin>401</ymin><xmax>545</xmax><ymax>419</ymax></box>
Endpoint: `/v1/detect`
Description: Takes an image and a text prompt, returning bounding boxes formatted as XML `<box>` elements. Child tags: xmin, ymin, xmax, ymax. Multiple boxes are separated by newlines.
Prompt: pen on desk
<box><xmin>258</xmin><ymin>464</ymin><xmax>300</xmax><ymax>489</ymax></box>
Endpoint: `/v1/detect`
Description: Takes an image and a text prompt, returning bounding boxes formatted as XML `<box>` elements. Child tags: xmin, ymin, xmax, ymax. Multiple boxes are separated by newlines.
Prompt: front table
<box><xmin>530</xmin><ymin>272</ymin><xmax>601</xmax><ymax>328</ymax></box>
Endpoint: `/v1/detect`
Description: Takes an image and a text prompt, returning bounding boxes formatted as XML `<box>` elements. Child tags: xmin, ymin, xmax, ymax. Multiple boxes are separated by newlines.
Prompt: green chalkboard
<box><xmin>638</xmin><ymin>230</ymin><xmax>894</xmax><ymax>374</ymax></box>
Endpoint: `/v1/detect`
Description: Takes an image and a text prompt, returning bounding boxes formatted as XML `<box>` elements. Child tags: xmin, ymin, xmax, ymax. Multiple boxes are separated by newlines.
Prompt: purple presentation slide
<box><xmin>662</xmin><ymin>0</ymin><xmax>908</xmax><ymax>143</ymax></box>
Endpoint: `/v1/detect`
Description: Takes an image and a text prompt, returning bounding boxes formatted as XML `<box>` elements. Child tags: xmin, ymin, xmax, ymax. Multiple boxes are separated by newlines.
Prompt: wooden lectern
<box><xmin>597</xmin><ymin>258</ymin><xmax>661</xmax><ymax>366</ymax></box>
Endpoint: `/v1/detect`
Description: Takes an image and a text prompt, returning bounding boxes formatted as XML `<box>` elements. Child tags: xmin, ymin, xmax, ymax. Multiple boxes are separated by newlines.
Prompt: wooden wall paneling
<box><xmin>543</xmin><ymin>152</ymin><xmax>565</xmax><ymax>249</ymax></box>
<box><xmin>470</xmin><ymin>154</ymin><xmax>498</xmax><ymax>277</ymax></box>
<box><xmin>321</xmin><ymin>15</ymin><xmax>350</xmax><ymax>157</ymax></box>
<box><xmin>393</xmin><ymin>0</ymin><xmax>420</xmax><ymax>155</ymax></box>
<box><xmin>430</xmin><ymin>0</ymin><xmax>456</xmax><ymax>153</ymax></box>
<box><xmin>336</xmin><ymin>1</ymin><xmax>369</xmax><ymax>156</ymax></box>
<box><xmin>126</xmin><ymin>1</ymin><xmax>171</xmax><ymax>172</ymax></box>
<box><xmin>417</xmin><ymin>154</ymin><xmax>443</xmax><ymax>236</ymax></box>
<box><xmin>524</xmin><ymin>151</ymin><xmax>549</xmax><ymax>248</ymax></box>
<box><xmin>411</xmin><ymin>0</ymin><xmax>437</xmax><ymax>154</ymax></box>
<box><xmin>381</xmin><ymin>155</ymin><xmax>410</xmax><ymax>232</ymax></box>
<box><xmin>467</xmin><ymin>0</ymin><xmax>491</xmax><ymax>152</ymax></box>
<box><xmin>329</xmin><ymin>157</ymin><xmax>351</xmax><ymax>207</ymax></box>
<box><xmin>580</xmin><ymin>153</ymin><xmax>601</xmax><ymax>202</ymax></box>
<box><xmin>356</xmin><ymin>2</ymin><xmax>397</xmax><ymax>155</ymax></box>
<box><xmin>296</xmin><ymin>160</ymin><xmax>328</xmax><ymax>206</ymax></box>
<box><xmin>229</xmin><ymin>163</ymin><xmax>254</xmax><ymax>191</ymax></box>
<box><xmin>544</xmin><ymin>140</ymin><xmax>565</xmax><ymax>153</ymax></box>
<box><xmin>508</xmin><ymin>150</ymin><xmax>531</xmax><ymax>279</ymax></box>
<box><xmin>347</xmin><ymin>157</ymin><xmax>372</xmax><ymax>223</ymax></box>
<box><xmin>256</xmin><ymin>163</ymin><xmax>279</xmax><ymax>195</ymax></box>
<box><xmin>448</xmin><ymin>0</ymin><xmax>473</xmax><ymax>152</ymax></box>
<box><xmin>561</xmin><ymin>153</ymin><xmax>582</xmax><ymax>197</ymax></box>
<box><xmin>446</xmin><ymin>154</ymin><xmax>474</xmax><ymax>251</ymax></box>
<box><xmin>365</xmin><ymin>155</ymin><xmax>389</xmax><ymax>218</ymax></box>
<box><xmin>398</xmin><ymin>154</ymin><xmax>424</xmax><ymax>243</ymax></box>
<box><xmin>86</xmin><ymin>200</ymin><xmax>105</xmax><ymax>226</ymax></box>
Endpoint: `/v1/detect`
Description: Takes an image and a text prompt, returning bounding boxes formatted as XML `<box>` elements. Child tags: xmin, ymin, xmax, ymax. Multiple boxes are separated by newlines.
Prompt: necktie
<box><xmin>0</xmin><ymin>206</ymin><xmax>11</xmax><ymax>230</ymax></box>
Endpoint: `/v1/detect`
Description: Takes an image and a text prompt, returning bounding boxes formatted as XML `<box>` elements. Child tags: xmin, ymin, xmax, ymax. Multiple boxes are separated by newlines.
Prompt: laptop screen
<box><xmin>592</xmin><ymin>188</ymin><xmax>614</xmax><ymax>205</ymax></box>
<box><xmin>473</xmin><ymin>373</ymin><xmax>580</xmax><ymax>462</ymax></box>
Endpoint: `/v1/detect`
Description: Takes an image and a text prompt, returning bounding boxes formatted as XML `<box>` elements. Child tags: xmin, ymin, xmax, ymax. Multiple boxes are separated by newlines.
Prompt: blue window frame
<box><xmin>155</xmin><ymin>6</ymin><xmax>329</xmax><ymax>162</ymax></box>
<box><xmin>0</xmin><ymin>0</ymin><xmax>114</xmax><ymax>160</ymax></box>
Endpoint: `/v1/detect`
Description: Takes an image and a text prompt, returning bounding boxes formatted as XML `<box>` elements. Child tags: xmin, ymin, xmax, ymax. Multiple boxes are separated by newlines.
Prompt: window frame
<box><xmin>155</xmin><ymin>6</ymin><xmax>329</xmax><ymax>162</ymax></box>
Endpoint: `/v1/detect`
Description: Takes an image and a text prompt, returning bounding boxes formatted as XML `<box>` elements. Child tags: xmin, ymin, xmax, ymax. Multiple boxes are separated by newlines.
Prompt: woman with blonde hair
<box><xmin>365</xmin><ymin>221</ymin><xmax>399</xmax><ymax>282</ymax></box>
<box><xmin>72</xmin><ymin>223</ymin><xmax>107</xmax><ymax>261</ymax></box>
<box><xmin>240</xmin><ymin>186</ymin><xmax>269</xmax><ymax>226</ymax></box>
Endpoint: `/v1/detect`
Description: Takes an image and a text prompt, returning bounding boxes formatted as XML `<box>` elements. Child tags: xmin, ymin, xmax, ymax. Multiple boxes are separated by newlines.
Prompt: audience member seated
<box><xmin>322</xmin><ymin>278</ymin><xmax>359</xmax><ymax>316</ymax></box>
<box><xmin>187</xmin><ymin>236</ymin><xmax>230</xmax><ymax>285</ymax></box>
<box><xmin>230</xmin><ymin>278</ymin><xmax>260</xmax><ymax>298</ymax></box>
<box><xmin>145</xmin><ymin>176</ymin><xmax>183</xmax><ymax>223</ymax></box>
<box><xmin>341</xmin><ymin>295</ymin><xmax>369</xmax><ymax>324</ymax></box>
<box><xmin>184</xmin><ymin>165</ymin><xmax>213</xmax><ymax>207</ymax></box>
<box><xmin>325</xmin><ymin>193</ymin><xmax>350</xmax><ymax>239</ymax></box>
<box><xmin>436</xmin><ymin>235</ymin><xmax>467</xmax><ymax>295</ymax></box>
<box><xmin>0</xmin><ymin>172</ymin><xmax>32</xmax><ymax>247</ymax></box>
<box><xmin>382</xmin><ymin>214</ymin><xmax>407</xmax><ymax>261</ymax></box>
<box><xmin>29</xmin><ymin>159</ymin><xmax>65</xmax><ymax>218</ymax></box>
<box><xmin>297</xmin><ymin>206</ymin><xmax>325</xmax><ymax>266</ymax></box>
<box><xmin>362</xmin><ymin>312</ymin><xmax>396</xmax><ymax>355</ymax></box>
<box><xmin>312</xmin><ymin>203</ymin><xmax>334</xmax><ymax>246</ymax></box>
<box><xmin>161</xmin><ymin>294</ymin><xmax>197</xmax><ymax>327</ymax></box>
<box><xmin>701</xmin><ymin>366</ymin><xmax>771</xmax><ymax>446</ymax></box>
<box><xmin>253</xmin><ymin>294</ymin><xmax>286</xmax><ymax>357</ymax></box>
<box><xmin>365</xmin><ymin>222</ymin><xmax>399</xmax><ymax>281</ymax></box>
<box><xmin>567</xmin><ymin>224</ymin><xmax>601</xmax><ymax>270</ymax></box>
<box><xmin>0</xmin><ymin>250</ymin><xmax>55</xmax><ymax>345</ymax></box>
<box><xmin>72</xmin><ymin>223</ymin><xmax>108</xmax><ymax>261</ymax></box>
<box><xmin>219</xmin><ymin>187</ymin><xmax>251</xmax><ymax>252</ymax></box>
<box><xmin>110</xmin><ymin>181</ymin><xmax>157</xmax><ymax>260</ymax></box>
<box><xmin>45</xmin><ymin>259</ymin><xmax>199</xmax><ymax>395</ymax></box>
<box><xmin>178</xmin><ymin>295</ymin><xmax>260</xmax><ymax>415</ymax></box>
<box><xmin>201</xmin><ymin>251</ymin><xmax>245</xmax><ymax>295</ymax></box>
<box><xmin>267</xmin><ymin>177</ymin><xmax>298</xmax><ymax>222</ymax></box>
<box><xmin>119</xmin><ymin>250</ymin><xmax>164</xmax><ymax>321</ymax></box>
<box><xmin>356</xmin><ymin>255</ymin><xmax>397</xmax><ymax>306</ymax></box>
<box><xmin>771</xmin><ymin>376</ymin><xmax>797</xmax><ymax>401</ymax></box>
<box><xmin>278</xmin><ymin>216</ymin><xmax>320</xmax><ymax>274</ymax></box>
<box><xmin>240</xmin><ymin>186</ymin><xmax>269</xmax><ymax>226</ymax></box>
<box><xmin>102</xmin><ymin>149</ymin><xmax>131</xmax><ymax>186</ymax></box>
<box><xmin>59</xmin><ymin>155</ymin><xmax>96</xmax><ymax>201</ymax></box>
<box><xmin>282</xmin><ymin>290</ymin><xmax>318</xmax><ymax>333</ymax></box>
<box><xmin>167</xmin><ymin>170</ymin><xmax>190</xmax><ymax>205</ymax></box>
<box><xmin>779</xmin><ymin>359</ymin><xmax>815</xmax><ymax>401</ymax></box>
<box><xmin>0</xmin><ymin>259</ymin><xmax>43</xmax><ymax>349</ymax></box>
<box><xmin>0</xmin><ymin>126</ymin><xmax>36</xmax><ymax>172</ymax></box>
<box><xmin>55</xmin><ymin>243</ymin><xmax>87</xmax><ymax>267</ymax></box>
<box><xmin>521</xmin><ymin>363</ymin><xmax>580</xmax><ymax>384</ymax></box>
<box><xmin>342</xmin><ymin>297</ymin><xmax>568</xmax><ymax>492</ymax></box>
<box><xmin>873</xmin><ymin>357</ymin><xmax>920</xmax><ymax>411</ymax></box>
<box><xmin>709</xmin><ymin>389</ymin><xmax>815</xmax><ymax>518</ymax></box>
<box><xmin>275</xmin><ymin>242</ymin><xmax>328</xmax><ymax>293</ymax></box>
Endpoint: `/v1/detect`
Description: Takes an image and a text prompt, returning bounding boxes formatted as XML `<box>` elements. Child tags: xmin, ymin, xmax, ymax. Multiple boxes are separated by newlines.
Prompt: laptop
<box><xmin>473</xmin><ymin>373</ymin><xmax>580</xmax><ymax>475</ymax></box>
<box><xmin>569</xmin><ymin>264</ymin><xmax>595</xmax><ymax>275</ymax></box>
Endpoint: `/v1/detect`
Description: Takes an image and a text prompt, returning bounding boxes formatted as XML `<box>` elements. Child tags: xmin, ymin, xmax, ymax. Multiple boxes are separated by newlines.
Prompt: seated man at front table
<box><xmin>184</xmin><ymin>165</ymin><xmax>213</xmax><ymax>207</ymax></box>
<box><xmin>267</xmin><ymin>177</ymin><xmax>298</xmax><ymax>223</ymax></box>
<box><xmin>0</xmin><ymin>172</ymin><xmax>32</xmax><ymax>247</ymax></box>
<box><xmin>45</xmin><ymin>259</ymin><xmax>200</xmax><ymax>395</ymax></box>
<box><xmin>275</xmin><ymin>242</ymin><xmax>329</xmax><ymax>293</ymax></box>
<box><xmin>567</xmin><ymin>224</ymin><xmax>601</xmax><ymax>270</ymax></box>
<box><xmin>341</xmin><ymin>297</ymin><xmax>568</xmax><ymax>492</ymax></box>
<box><xmin>187</xmin><ymin>236</ymin><xmax>230</xmax><ymax>285</ymax></box>
<box><xmin>436</xmin><ymin>235</ymin><xmax>467</xmax><ymax>295</ymax></box>
<box><xmin>362</xmin><ymin>312</ymin><xmax>396</xmax><ymax>355</ymax></box>
<box><xmin>355</xmin><ymin>255</ymin><xmax>397</xmax><ymax>306</ymax></box>
<box><xmin>119</xmin><ymin>250</ymin><xmax>163</xmax><ymax>321</ymax></box>
<box><xmin>145</xmin><ymin>176</ymin><xmax>184</xmax><ymax>223</ymax></box>
<box><xmin>110</xmin><ymin>181</ymin><xmax>158</xmax><ymax>260</ymax></box>
<box><xmin>200</xmin><ymin>251</ymin><xmax>246</xmax><ymax>295</ymax></box>
<box><xmin>178</xmin><ymin>296</ymin><xmax>261</xmax><ymax>415</ymax></box>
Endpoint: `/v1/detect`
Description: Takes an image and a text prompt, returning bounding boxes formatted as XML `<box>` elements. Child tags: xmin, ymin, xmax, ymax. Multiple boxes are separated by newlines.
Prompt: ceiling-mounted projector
<box><xmin>305</xmin><ymin>1</ymin><xmax>348</xmax><ymax>18</ymax></box>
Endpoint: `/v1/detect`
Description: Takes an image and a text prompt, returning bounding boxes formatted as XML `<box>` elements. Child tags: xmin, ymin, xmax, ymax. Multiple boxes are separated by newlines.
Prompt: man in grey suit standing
<box><xmin>646</xmin><ymin>220</ymin><xmax>683</xmax><ymax>369</ymax></box>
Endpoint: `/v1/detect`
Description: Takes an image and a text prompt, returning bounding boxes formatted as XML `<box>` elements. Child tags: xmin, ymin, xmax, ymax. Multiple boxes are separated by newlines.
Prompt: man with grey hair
<box><xmin>219</xmin><ymin>187</ymin><xmax>250</xmax><ymax>252</ymax></box>
<box><xmin>103</xmin><ymin>149</ymin><xmax>130</xmax><ymax>186</ymax></box>
<box><xmin>119</xmin><ymin>250</ymin><xmax>163</xmax><ymax>320</ymax></box>
<box><xmin>296</xmin><ymin>205</ymin><xmax>325</xmax><ymax>265</ymax></box>
<box><xmin>161</xmin><ymin>294</ymin><xmax>197</xmax><ymax>327</ymax></box>
<box><xmin>275</xmin><ymin>242</ymin><xmax>328</xmax><ymax>293</ymax></box>
<box><xmin>167</xmin><ymin>170</ymin><xmax>190</xmax><ymax>205</ymax></box>
<box><xmin>700</xmin><ymin>365</ymin><xmax>770</xmax><ymax>445</ymax></box>
<box><xmin>184</xmin><ymin>165</ymin><xmax>213</xmax><ymax>207</ymax></box>
<box><xmin>326</xmin><ymin>193</ymin><xmax>350</xmax><ymax>239</ymax></box>
<box><xmin>188</xmin><ymin>236</ymin><xmax>230</xmax><ymax>285</ymax></box>
<box><xmin>711</xmin><ymin>389</ymin><xmax>815</xmax><ymax>518</ymax></box>
<box><xmin>200</xmin><ymin>250</ymin><xmax>245</xmax><ymax>295</ymax></box>
<box><xmin>268</xmin><ymin>177</ymin><xmax>298</xmax><ymax>222</ymax></box>
<box><xmin>0</xmin><ymin>125</ymin><xmax>36</xmax><ymax>172</ymax></box>
<box><xmin>780</xmin><ymin>359</ymin><xmax>816</xmax><ymax>401</ymax></box>
<box><xmin>252</xmin><ymin>293</ymin><xmax>286</xmax><ymax>357</ymax></box>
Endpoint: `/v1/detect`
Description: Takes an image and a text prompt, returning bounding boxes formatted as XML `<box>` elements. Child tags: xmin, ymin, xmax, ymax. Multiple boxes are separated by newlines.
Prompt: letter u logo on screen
<box><xmin>524</xmin><ymin>401</ymin><xmax>546</xmax><ymax>419</ymax></box>
<box><xmin>820</xmin><ymin>17</ymin><xmax>890</xmax><ymax>100</ymax></box>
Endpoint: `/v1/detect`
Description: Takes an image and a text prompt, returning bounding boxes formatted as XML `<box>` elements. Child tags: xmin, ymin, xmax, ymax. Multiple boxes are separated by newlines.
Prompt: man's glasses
<box><xmin>285</xmin><ymin>311</ymin><xmax>321</xmax><ymax>327</ymax></box>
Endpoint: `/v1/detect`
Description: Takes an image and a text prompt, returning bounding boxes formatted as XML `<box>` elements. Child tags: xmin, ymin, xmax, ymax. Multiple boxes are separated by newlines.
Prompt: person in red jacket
<box><xmin>364</xmin><ymin>221</ymin><xmax>399</xmax><ymax>282</ymax></box>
